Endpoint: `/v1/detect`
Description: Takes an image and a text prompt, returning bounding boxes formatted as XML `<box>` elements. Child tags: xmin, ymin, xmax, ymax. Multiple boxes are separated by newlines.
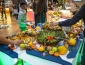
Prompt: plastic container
<box><xmin>18</xmin><ymin>22</ymin><xmax>27</xmax><ymax>31</ymax></box>
<box><xmin>37</xmin><ymin>23</ymin><xmax>42</xmax><ymax>28</ymax></box>
<box><xmin>27</xmin><ymin>11</ymin><xmax>35</xmax><ymax>22</ymax></box>
<box><xmin>19</xmin><ymin>25</ymin><xmax>27</xmax><ymax>31</ymax></box>
<box><xmin>15</xmin><ymin>58</ymin><xmax>31</xmax><ymax>65</ymax></box>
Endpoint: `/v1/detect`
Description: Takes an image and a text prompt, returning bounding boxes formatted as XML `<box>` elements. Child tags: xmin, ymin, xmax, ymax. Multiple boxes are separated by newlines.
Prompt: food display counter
<box><xmin>0</xmin><ymin>10</ymin><xmax>84</xmax><ymax>65</ymax></box>
<box><xmin>0</xmin><ymin>37</ymin><xmax>84</xmax><ymax>65</ymax></box>
<box><xmin>0</xmin><ymin>23</ymin><xmax>84</xmax><ymax>65</ymax></box>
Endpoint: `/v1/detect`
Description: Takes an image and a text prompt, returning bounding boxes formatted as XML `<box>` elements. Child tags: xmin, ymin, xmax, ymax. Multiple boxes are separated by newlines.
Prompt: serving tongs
<box><xmin>54</xmin><ymin>37</ymin><xmax>69</xmax><ymax>40</ymax></box>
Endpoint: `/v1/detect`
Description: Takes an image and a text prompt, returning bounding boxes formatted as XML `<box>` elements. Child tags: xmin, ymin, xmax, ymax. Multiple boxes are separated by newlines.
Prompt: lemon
<box><xmin>68</xmin><ymin>38</ymin><xmax>76</xmax><ymax>46</ymax></box>
<box><xmin>38</xmin><ymin>46</ymin><xmax>45</xmax><ymax>52</ymax></box>
<box><xmin>28</xmin><ymin>41</ymin><xmax>33</xmax><ymax>46</ymax></box>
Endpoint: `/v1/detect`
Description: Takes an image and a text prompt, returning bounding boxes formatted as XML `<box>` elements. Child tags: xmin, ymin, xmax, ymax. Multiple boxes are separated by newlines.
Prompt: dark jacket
<box><xmin>33</xmin><ymin>2</ymin><xmax>37</xmax><ymax>13</ymax></box>
<box><xmin>59</xmin><ymin>4</ymin><xmax>85</xmax><ymax>26</ymax></box>
<box><xmin>34</xmin><ymin>3</ymin><xmax>47</xmax><ymax>25</ymax></box>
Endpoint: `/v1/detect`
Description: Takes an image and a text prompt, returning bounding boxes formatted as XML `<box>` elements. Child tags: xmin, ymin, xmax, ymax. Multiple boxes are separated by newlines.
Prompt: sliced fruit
<box><xmin>49</xmin><ymin>51</ymin><xmax>54</xmax><ymax>55</ymax></box>
<box><xmin>54</xmin><ymin>52</ymin><xmax>60</xmax><ymax>57</ymax></box>
<box><xmin>31</xmin><ymin>45</ymin><xmax>37</xmax><ymax>49</ymax></box>
<box><xmin>68</xmin><ymin>38</ymin><xmax>76</xmax><ymax>46</ymax></box>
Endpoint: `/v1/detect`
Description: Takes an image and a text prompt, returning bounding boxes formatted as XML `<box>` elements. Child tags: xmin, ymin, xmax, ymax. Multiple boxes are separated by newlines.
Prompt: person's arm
<box><xmin>0</xmin><ymin>35</ymin><xmax>21</xmax><ymax>45</ymax></box>
<box><xmin>58</xmin><ymin>4</ymin><xmax>85</xmax><ymax>26</ymax></box>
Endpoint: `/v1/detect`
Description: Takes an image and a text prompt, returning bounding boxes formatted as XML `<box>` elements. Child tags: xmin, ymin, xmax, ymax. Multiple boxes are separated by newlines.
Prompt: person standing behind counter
<box><xmin>50</xmin><ymin>4</ymin><xmax>85</xmax><ymax>65</ymax></box>
<box><xmin>9</xmin><ymin>0</ymin><xmax>14</xmax><ymax>17</ymax></box>
<box><xmin>1</xmin><ymin>0</ymin><xmax>7</xmax><ymax>19</ymax></box>
<box><xmin>33</xmin><ymin>0</ymin><xmax>38</xmax><ymax>25</ymax></box>
<box><xmin>48</xmin><ymin>1</ymin><xmax>53</xmax><ymax>10</ymax></box>
<box><xmin>34</xmin><ymin>0</ymin><xmax>47</xmax><ymax>25</ymax></box>
<box><xmin>18</xmin><ymin>2</ymin><xmax>27</xmax><ymax>24</ymax></box>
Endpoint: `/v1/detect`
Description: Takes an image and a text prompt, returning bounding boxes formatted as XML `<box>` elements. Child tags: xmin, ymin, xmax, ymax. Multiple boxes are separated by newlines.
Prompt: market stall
<box><xmin>0</xmin><ymin>19</ymin><xmax>84</xmax><ymax>65</ymax></box>
<box><xmin>0</xmin><ymin>8</ymin><xmax>84</xmax><ymax>65</ymax></box>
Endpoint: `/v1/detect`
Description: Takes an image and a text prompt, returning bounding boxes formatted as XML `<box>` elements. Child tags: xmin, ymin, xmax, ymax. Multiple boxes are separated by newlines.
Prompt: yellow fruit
<box><xmin>49</xmin><ymin>51</ymin><xmax>54</xmax><ymax>55</ymax></box>
<box><xmin>32</xmin><ymin>31</ymin><xmax>36</xmax><ymax>35</ymax></box>
<box><xmin>38</xmin><ymin>46</ymin><xmax>45</xmax><ymax>52</ymax></box>
<box><xmin>58</xmin><ymin>51</ymin><xmax>67</xmax><ymax>55</ymax></box>
<box><xmin>28</xmin><ymin>41</ymin><xmax>33</xmax><ymax>46</ymax></box>
<box><xmin>31</xmin><ymin>45</ymin><xmax>37</xmax><ymax>49</ymax></box>
<box><xmin>36</xmin><ymin>26</ymin><xmax>40</xmax><ymax>30</ymax></box>
<box><xmin>54</xmin><ymin>52</ymin><xmax>60</xmax><ymax>57</ymax></box>
<box><xmin>70</xmin><ymin>34</ymin><xmax>74</xmax><ymax>38</ymax></box>
<box><xmin>58</xmin><ymin>46</ymin><xmax>68</xmax><ymax>55</ymax></box>
<box><xmin>68</xmin><ymin>38</ymin><xmax>76</xmax><ymax>46</ymax></box>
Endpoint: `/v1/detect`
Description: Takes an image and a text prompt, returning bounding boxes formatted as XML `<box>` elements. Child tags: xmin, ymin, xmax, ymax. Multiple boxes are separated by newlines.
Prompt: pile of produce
<box><xmin>45</xmin><ymin>45</ymin><xmax>68</xmax><ymax>57</ymax></box>
<box><xmin>65</xmin><ymin>26</ymin><xmax>83</xmax><ymax>39</ymax></box>
<box><xmin>8</xmin><ymin>32</ymin><xmax>36</xmax><ymax>43</ymax></box>
<box><xmin>7</xmin><ymin>23</ymin><xmax>80</xmax><ymax>57</ymax></box>
<box><xmin>26</xmin><ymin>26</ymin><xmax>41</xmax><ymax>36</ymax></box>
<box><xmin>7</xmin><ymin>32</ymin><xmax>36</xmax><ymax>50</ymax></box>
<box><xmin>43</xmin><ymin>22</ymin><xmax>61</xmax><ymax>30</ymax></box>
<box><xmin>53</xmin><ymin>12</ymin><xmax>61</xmax><ymax>16</ymax></box>
<box><xmin>6</xmin><ymin>10</ymin><xmax>84</xmax><ymax>58</ymax></box>
<box><xmin>46</xmin><ymin>11</ymin><xmax>60</xmax><ymax>22</ymax></box>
